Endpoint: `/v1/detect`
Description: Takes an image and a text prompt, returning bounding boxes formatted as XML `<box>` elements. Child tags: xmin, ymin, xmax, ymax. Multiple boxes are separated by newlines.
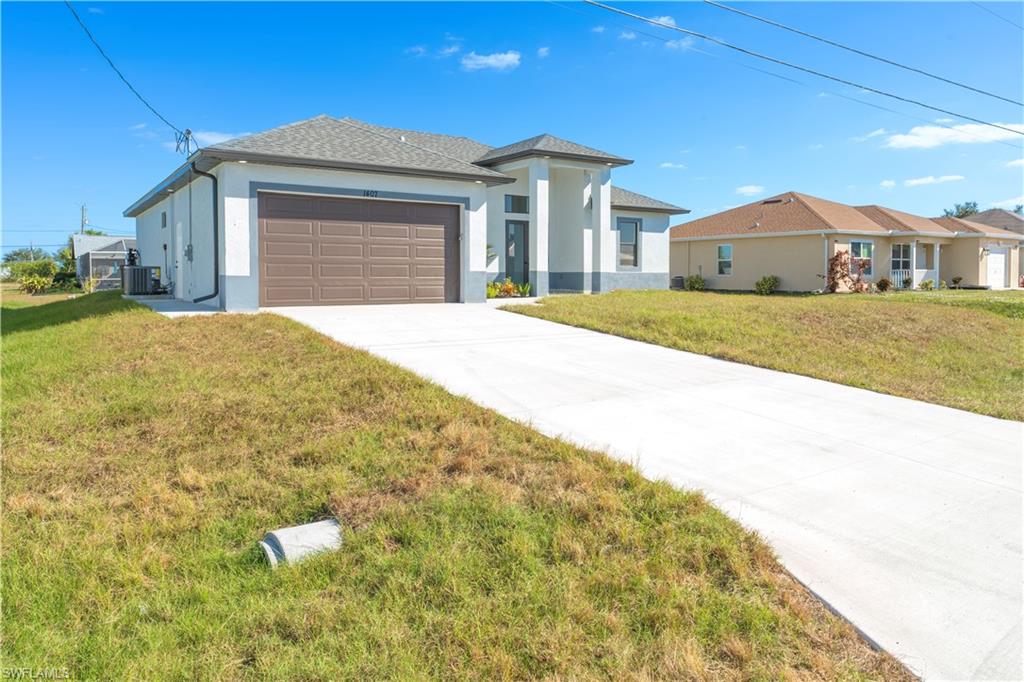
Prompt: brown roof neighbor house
<box><xmin>670</xmin><ymin>192</ymin><xmax>1023</xmax><ymax>292</ymax></box>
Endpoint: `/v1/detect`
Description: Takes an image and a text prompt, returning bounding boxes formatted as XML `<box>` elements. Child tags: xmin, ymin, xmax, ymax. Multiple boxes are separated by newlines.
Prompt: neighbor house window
<box><xmin>717</xmin><ymin>244</ymin><xmax>733</xmax><ymax>276</ymax></box>
<box><xmin>850</xmin><ymin>241</ymin><xmax>873</xmax><ymax>276</ymax></box>
<box><xmin>891</xmin><ymin>244</ymin><xmax>911</xmax><ymax>271</ymax></box>
<box><xmin>504</xmin><ymin>194</ymin><xmax>529</xmax><ymax>213</ymax></box>
<box><xmin>618</xmin><ymin>219</ymin><xmax>639</xmax><ymax>267</ymax></box>
<box><xmin>161</xmin><ymin>211</ymin><xmax>167</xmax><ymax>228</ymax></box>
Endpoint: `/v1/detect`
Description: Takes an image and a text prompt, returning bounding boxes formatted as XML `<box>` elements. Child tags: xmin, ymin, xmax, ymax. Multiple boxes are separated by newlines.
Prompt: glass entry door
<box><xmin>505</xmin><ymin>221</ymin><xmax>529</xmax><ymax>285</ymax></box>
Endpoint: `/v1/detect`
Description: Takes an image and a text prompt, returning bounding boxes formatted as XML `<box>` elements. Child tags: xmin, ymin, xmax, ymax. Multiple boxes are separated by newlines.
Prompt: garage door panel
<box><xmin>265</xmin><ymin>241</ymin><xmax>314</xmax><ymax>257</ymax></box>
<box><xmin>320</xmin><ymin>243</ymin><xmax>364</xmax><ymax>258</ymax></box>
<box><xmin>320</xmin><ymin>221</ymin><xmax>365</xmax><ymax>238</ymax></box>
<box><xmin>259</xmin><ymin>193</ymin><xmax>459</xmax><ymax>306</ymax></box>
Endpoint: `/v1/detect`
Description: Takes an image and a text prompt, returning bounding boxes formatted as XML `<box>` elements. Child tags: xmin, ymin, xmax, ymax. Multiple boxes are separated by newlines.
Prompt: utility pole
<box><xmin>80</xmin><ymin>204</ymin><xmax>88</xmax><ymax>233</ymax></box>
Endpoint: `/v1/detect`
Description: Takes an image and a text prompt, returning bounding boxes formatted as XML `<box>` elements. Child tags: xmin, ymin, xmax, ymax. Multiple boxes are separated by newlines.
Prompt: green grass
<box><xmin>0</xmin><ymin>281</ymin><xmax>81</xmax><ymax>309</ymax></box>
<box><xmin>0</xmin><ymin>292</ymin><xmax>908</xmax><ymax>679</ymax></box>
<box><xmin>506</xmin><ymin>289</ymin><xmax>1024</xmax><ymax>421</ymax></box>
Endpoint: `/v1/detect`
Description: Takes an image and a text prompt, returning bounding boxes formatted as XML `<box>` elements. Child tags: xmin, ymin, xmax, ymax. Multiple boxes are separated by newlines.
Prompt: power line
<box><xmin>703</xmin><ymin>0</ymin><xmax>1023</xmax><ymax>107</ymax></box>
<box><xmin>63</xmin><ymin>0</ymin><xmax>198</xmax><ymax>153</ymax></box>
<box><xmin>583</xmin><ymin>0</ymin><xmax>1024</xmax><ymax>137</ymax></box>
<box><xmin>970</xmin><ymin>1</ymin><xmax>1024</xmax><ymax>30</ymax></box>
<box><xmin>546</xmin><ymin>0</ymin><xmax>1020</xmax><ymax>150</ymax></box>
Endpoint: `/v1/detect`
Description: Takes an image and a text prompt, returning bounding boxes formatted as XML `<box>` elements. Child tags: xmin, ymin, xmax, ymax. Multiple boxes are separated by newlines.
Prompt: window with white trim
<box><xmin>891</xmin><ymin>244</ymin><xmax>910</xmax><ymax>271</ymax></box>
<box><xmin>717</xmin><ymin>244</ymin><xmax>733</xmax><ymax>276</ymax></box>
<box><xmin>850</xmin><ymin>240</ymin><xmax>873</xmax><ymax>276</ymax></box>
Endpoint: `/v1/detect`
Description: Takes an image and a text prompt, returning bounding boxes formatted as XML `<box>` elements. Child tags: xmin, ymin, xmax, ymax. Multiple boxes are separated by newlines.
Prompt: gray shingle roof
<box><xmin>475</xmin><ymin>133</ymin><xmax>631</xmax><ymax>166</ymax></box>
<box><xmin>71</xmin><ymin>234</ymin><xmax>136</xmax><ymax>257</ymax></box>
<box><xmin>611</xmin><ymin>186</ymin><xmax>688</xmax><ymax>214</ymax></box>
<box><xmin>206</xmin><ymin>115</ymin><xmax>511</xmax><ymax>183</ymax></box>
<box><xmin>969</xmin><ymin>208</ymin><xmax>1024</xmax><ymax>235</ymax></box>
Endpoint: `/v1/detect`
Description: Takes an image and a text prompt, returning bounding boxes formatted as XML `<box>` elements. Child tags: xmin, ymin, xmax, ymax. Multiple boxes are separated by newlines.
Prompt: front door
<box><xmin>506</xmin><ymin>220</ymin><xmax>529</xmax><ymax>285</ymax></box>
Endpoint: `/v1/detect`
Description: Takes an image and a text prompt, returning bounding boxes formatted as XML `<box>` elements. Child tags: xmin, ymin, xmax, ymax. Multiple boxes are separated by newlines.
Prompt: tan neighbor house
<box><xmin>669</xmin><ymin>192</ymin><xmax>1023</xmax><ymax>291</ymax></box>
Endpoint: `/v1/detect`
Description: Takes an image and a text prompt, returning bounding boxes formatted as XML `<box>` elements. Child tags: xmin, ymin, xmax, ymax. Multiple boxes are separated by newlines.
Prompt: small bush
<box><xmin>754</xmin><ymin>275</ymin><xmax>780</xmax><ymax>295</ymax></box>
<box><xmin>918</xmin><ymin>279</ymin><xmax>934</xmax><ymax>291</ymax></box>
<box><xmin>876</xmin><ymin>277</ymin><xmax>892</xmax><ymax>292</ymax></box>
<box><xmin>17</xmin><ymin>274</ymin><xmax>52</xmax><ymax>294</ymax></box>
<box><xmin>53</xmin><ymin>271</ymin><xmax>77</xmax><ymax>286</ymax></box>
<box><xmin>685</xmin><ymin>274</ymin><xmax>706</xmax><ymax>291</ymax></box>
<box><xmin>939</xmin><ymin>280</ymin><xmax>948</xmax><ymax>290</ymax></box>
<box><xmin>952</xmin><ymin>276</ymin><xmax>963</xmax><ymax>289</ymax></box>
<box><xmin>7</xmin><ymin>259</ymin><xmax>57</xmax><ymax>282</ymax></box>
<box><xmin>487</xmin><ymin>277</ymin><xmax>530</xmax><ymax>299</ymax></box>
<box><xmin>902</xmin><ymin>276</ymin><xmax>913</xmax><ymax>289</ymax></box>
<box><xmin>80</xmin><ymin>276</ymin><xmax>101</xmax><ymax>294</ymax></box>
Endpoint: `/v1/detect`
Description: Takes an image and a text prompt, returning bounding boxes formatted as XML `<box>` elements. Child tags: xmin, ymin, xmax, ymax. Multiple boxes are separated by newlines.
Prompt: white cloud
<box><xmin>130</xmin><ymin>123</ymin><xmax>147</xmax><ymax>131</ymax></box>
<box><xmin>444</xmin><ymin>32</ymin><xmax>464</xmax><ymax>42</ymax></box>
<box><xmin>735</xmin><ymin>185</ymin><xmax>765</xmax><ymax>196</ymax></box>
<box><xmin>619</xmin><ymin>31</ymin><xmax>636</xmax><ymax>40</ymax></box>
<box><xmin>809</xmin><ymin>143</ymin><xmax>824</xmax><ymax>150</ymax></box>
<box><xmin>903</xmin><ymin>175</ymin><xmax>965</xmax><ymax>187</ymax></box>
<box><xmin>87</xmin><ymin>6</ymin><xmax>103</xmax><ymax>14</ymax></box>
<box><xmin>404</xmin><ymin>45</ymin><xmax>427</xmax><ymax>57</ymax></box>
<box><xmin>993</xmin><ymin>195</ymin><xmax>1024</xmax><ymax>208</ymax></box>
<box><xmin>1006</xmin><ymin>158</ymin><xmax>1024</xmax><ymax>168</ymax></box>
<box><xmin>853</xmin><ymin>128</ymin><xmax>887</xmax><ymax>142</ymax></box>
<box><xmin>537</xmin><ymin>46</ymin><xmax>550</xmax><ymax>58</ymax></box>
<box><xmin>592</xmin><ymin>25</ymin><xmax>606</xmax><ymax>33</ymax></box>
<box><xmin>885</xmin><ymin>123</ymin><xmax>1024</xmax><ymax>149</ymax></box>
<box><xmin>650</xmin><ymin>15</ymin><xmax>676</xmax><ymax>26</ymax></box>
<box><xmin>880</xmin><ymin>179</ymin><xmax>896</xmax><ymax>189</ymax></box>
<box><xmin>734</xmin><ymin>144</ymin><xmax>747</xmax><ymax>151</ymax></box>
<box><xmin>935</xmin><ymin>118</ymin><xmax>954</xmax><ymax>123</ymax></box>
<box><xmin>816</xmin><ymin>92</ymin><xmax>829</xmax><ymax>98</ymax></box>
<box><xmin>659</xmin><ymin>162</ymin><xmax>687</xmax><ymax>169</ymax></box>
<box><xmin>665</xmin><ymin>36</ymin><xmax>695</xmax><ymax>50</ymax></box>
<box><xmin>192</xmin><ymin>131</ymin><xmax>250</xmax><ymax>146</ymax></box>
<box><xmin>438</xmin><ymin>45</ymin><xmax>460</xmax><ymax>57</ymax></box>
<box><xmin>461</xmin><ymin>51</ymin><xmax>521</xmax><ymax>71</ymax></box>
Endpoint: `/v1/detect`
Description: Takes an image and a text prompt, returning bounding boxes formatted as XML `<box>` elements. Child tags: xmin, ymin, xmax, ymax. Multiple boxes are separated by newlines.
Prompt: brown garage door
<box><xmin>259</xmin><ymin>192</ymin><xmax>460</xmax><ymax>306</ymax></box>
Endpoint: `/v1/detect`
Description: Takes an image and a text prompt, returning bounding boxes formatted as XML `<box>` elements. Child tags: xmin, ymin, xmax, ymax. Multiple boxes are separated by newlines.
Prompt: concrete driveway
<box><xmin>272</xmin><ymin>302</ymin><xmax>1022</xmax><ymax>681</ymax></box>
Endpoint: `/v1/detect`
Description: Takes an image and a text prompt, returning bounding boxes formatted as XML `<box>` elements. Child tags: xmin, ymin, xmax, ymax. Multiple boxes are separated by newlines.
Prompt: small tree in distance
<box><xmin>942</xmin><ymin>201</ymin><xmax>979</xmax><ymax>218</ymax></box>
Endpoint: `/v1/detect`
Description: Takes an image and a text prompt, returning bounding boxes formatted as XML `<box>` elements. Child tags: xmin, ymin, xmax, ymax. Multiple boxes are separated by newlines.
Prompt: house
<box><xmin>969</xmin><ymin>208</ymin><xmax>1024</xmax><ymax>282</ymax></box>
<box><xmin>669</xmin><ymin>192</ymin><xmax>1023</xmax><ymax>291</ymax></box>
<box><xmin>125</xmin><ymin>116</ymin><xmax>687</xmax><ymax>309</ymax></box>
<box><xmin>70</xmin><ymin>234</ymin><xmax>137</xmax><ymax>290</ymax></box>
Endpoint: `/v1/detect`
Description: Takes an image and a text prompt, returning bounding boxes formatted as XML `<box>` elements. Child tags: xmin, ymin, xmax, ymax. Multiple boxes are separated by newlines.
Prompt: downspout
<box><xmin>190</xmin><ymin>162</ymin><xmax>219</xmax><ymax>304</ymax></box>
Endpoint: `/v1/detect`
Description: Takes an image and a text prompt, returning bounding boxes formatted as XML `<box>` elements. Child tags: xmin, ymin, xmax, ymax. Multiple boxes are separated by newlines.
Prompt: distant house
<box><xmin>970</xmin><ymin>209</ymin><xmax>1024</xmax><ymax>283</ymax></box>
<box><xmin>669</xmin><ymin>192</ymin><xmax>1023</xmax><ymax>291</ymax></box>
<box><xmin>71</xmin><ymin>234</ymin><xmax>137</xmax><ymax>290</ymax></box>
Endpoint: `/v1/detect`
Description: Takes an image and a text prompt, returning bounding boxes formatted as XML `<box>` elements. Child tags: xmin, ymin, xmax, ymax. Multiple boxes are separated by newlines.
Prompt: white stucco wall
<box><xmin>485</xmin><ymin>168</ymin><xmax>528</xmax><ymax>280</ymax></box>
<box><xmin>549</xmin><ymin>168</ymin><xmax>587</xmax><ymax>275</ymax></box>
<box><xmin>612</xmin><ymin>209</ymin><xmax>670</xmax><ymax>274</ymax></box>
<box><xmin>218</xmin><ymin>162</ymin><xmax>490</xmax><ymax>310</ymax></box>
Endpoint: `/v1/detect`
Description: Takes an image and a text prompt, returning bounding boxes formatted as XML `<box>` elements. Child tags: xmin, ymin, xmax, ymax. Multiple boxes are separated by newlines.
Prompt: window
<box><xmin>850</xmin><ymin>241</ymin><xmax>873</xmax><ymax>276</ymax></box>
<box><xmin>504</xmin><ymin>194</ymin><xmax>529</xmax><ymax>214</ymax></box>
<box><xmin>161</xmin><ymin>211</ymin><xmax>167</xmax><ymax>228</ymax></box>
<box><xmin>618</xmin><ymin>219</ymin><xmax>639</xmax><ymax>267</ymax></box>
<box><xmin>891</xmin><ymin>244</ymin><xmax>910</xmax><ymax>271</ymax></box>
<box><xmin>717</xmin><ymin>244</ymin><xmax>733</xmax><ymax>276</ymax></box>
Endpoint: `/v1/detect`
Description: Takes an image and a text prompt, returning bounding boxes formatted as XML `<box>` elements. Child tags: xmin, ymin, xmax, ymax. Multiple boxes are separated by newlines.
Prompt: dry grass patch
<box><xmin>2</xmin><ymin>292</ymin><xmax>911</xmax><ymax>679</ymax></box>
<box><xmin>507</xmin><ymin>289</ymin><xmax>1024</xmax><ymax>420</ymax></box>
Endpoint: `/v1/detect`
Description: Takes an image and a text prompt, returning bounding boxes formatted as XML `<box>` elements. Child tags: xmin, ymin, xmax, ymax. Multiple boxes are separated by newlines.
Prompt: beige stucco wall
<box><xmin>670</xmin><ymin>234</ymin><xmax>827</xmax><ymax>291</ymax></box>
<box><xmin>942</xmin><ymin>239</ymin><xmax>983</xmax><ymax>286</ymax></box>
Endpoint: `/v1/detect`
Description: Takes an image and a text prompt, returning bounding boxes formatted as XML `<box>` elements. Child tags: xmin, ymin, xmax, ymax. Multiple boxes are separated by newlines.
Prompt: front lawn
<box><xmin>506</xmin><ymin>290</ymin><xmax>1024</xmax><ymax>421</ymax></box>
<box><xmin>0</xmin><ymin>292</ymin><xmax>908</xmax><ymax>679</ymax></box>
<box><xmin>0</xmin><ymin>281</ymin><xmax>81</xmax><ymax>309</ymax></box>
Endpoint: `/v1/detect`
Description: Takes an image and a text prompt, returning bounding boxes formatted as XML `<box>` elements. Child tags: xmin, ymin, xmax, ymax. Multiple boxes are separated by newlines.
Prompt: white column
<box><xmin>910</xmin><ymin>239</ymin><xmax>918</xmax><ymax>288</ymax></box>
<box><xmin>528</xmin><ymin>158</ymin><xmax>549</xmax><ymax>296</ymax></box>
<box><xmin>934</xmin><ymin>243</ymin><xmax>941</xmax><ymax>283</ymax></box>
<box><xmin>582</xmin><ymin>173</ymin><xmax>593</xmax><ymax>293</ymax></box>
<box><xmin>589</xmin><ymin>167</ymin><xmax>613</xmax><ymax>291</ymax></box>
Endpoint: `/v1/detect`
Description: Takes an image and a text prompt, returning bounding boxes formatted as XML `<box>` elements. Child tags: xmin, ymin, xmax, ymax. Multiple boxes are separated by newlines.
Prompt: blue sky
<box><xmin>2</xmin><ymin>1</ymin><xmax>1022</xmax><ymax>255</ymax></box>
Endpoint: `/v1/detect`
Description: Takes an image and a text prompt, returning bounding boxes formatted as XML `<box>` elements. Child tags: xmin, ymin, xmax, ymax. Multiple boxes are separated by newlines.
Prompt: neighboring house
<box><xmin>669</xmin><ymin>192</ymin><xmax>1022</xmax><ymax>291</ymax></box>
<box><xmin>70</xmin><ymin>234</ymin><xmax>137</xmax><ymax>290</ymax></box>
<box><xmin>125</xmin><ymin>115</ymin><xmax>687</xmax><ymax>309</ymax></box>
<box><xmin>969</xmin><ymin>208</ymin><xmax>1024</xmax><ymax>282</ymax></box>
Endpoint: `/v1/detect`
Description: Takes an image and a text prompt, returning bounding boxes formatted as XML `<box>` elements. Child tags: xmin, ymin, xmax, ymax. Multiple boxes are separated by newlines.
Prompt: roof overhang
<box><xmin>671</xmin><ymin>228</ymin><xmax>1024</xmax><ymax>242</ymax></box>
<box><xmin>477</xmin><ymin>150</ymin><xmax>633</xmax><ymax>168</ymax></box>
<box><xmin>613</xmin><ymin>203</ymin><xmax>690</xmax><ymax>215</ymax></box>
<box><xmin>124</xmin><ymin>149</ymin><xmax>516</xmax><ymax>217</ymax></box>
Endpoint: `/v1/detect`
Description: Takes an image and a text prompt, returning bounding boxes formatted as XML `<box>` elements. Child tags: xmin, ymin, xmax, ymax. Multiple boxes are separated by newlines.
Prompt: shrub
<box><xmin>7</xmin><ymin>259</ymin><xmax>57</xmax><ymax>282</ymax></box>
<box><xmin>486</xmin><ymin>281</ymin><xmax>501</xmax><ymax>299</ymax></box>
<box><xmin>952</xmin><ymin>276</ymin><xmax>963</xmax><ymax>289</ymax></box>
<box><xmin>754</xmin><ymin>275</ymin><xmax>780</xmax><ymax>295</ymax></box>
<box><xmin>826</xmin><ymin>250</ymin><xmax>870</xmax><ymax>293</ymax></box>
<box><xmin>902</xmin><ymin>276</ymin><xmax>913</xmax><ymax>289</ymax></box>
<box><xmin>17</xmin><ymin>274</ymin><xmax>52</xmax><ymax>294</ymax></box>
<box><xmin>516</xmin><ymin>282</ymin><xmax>531</xmax><ymax>297</ymax></box>
<box><xmin>487</xmin><ymin>277</ymin><xmax>531</xmax><ymax>299</ymax></box>
<box><xmin>918</xmin><ymin>279</ymin><xmax>934</xmax><ymax>291</ymax></box>
<box><xmin>939</xmin><ymin>280</ymin><xmax>948</xmax><ymax>290</ymax></box>
<box><xmin>876</xmin><ymin>277</ymin><xmax>892</xmax><ymax>292</ymax></box>
<box><xmin>685</xmin><ymin>274</ymin><xmax>706</xmax><ymax>291</ymax></box>
<box><xmin>80</xmin><ymin>276</ymin><xmax>101</xmax><ymax>294</ymax></box>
